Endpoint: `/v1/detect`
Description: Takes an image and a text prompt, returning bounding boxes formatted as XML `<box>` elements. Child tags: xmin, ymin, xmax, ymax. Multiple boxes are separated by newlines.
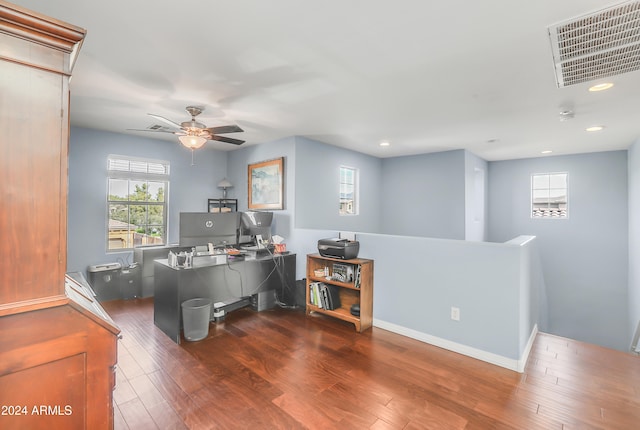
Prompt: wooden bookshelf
<box><xmin>306</xmin><ymin>254</ymin><xmax>373</xmax><ymax>332</ymax></box>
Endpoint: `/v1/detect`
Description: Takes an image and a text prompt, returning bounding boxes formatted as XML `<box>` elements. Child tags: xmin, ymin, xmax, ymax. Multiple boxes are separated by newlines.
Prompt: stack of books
<box><xmin>332</xmin><ymin>263</ymin><xmax>354</xmax><ymax>283</ymax></box>
<box><xmin>332</xmin><ymin>263</ymin><xmax>361</xmax><ymax>287</ymax></box>
<box><xmin>354</xmin><ymin>265</ymin><xmax>361</xmax><ymax>289</ymax></box>
<box><xmin>309</xmin><ymin>282</ymin><xmax>341</xmax><ymax>310</ymax></box>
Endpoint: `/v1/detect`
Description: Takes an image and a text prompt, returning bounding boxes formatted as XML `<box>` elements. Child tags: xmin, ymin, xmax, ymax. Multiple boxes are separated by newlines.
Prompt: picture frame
<box><xmin>248</xmin><ymin>157</ymin><xmax>284</xmax><ymax>210</ymax></box>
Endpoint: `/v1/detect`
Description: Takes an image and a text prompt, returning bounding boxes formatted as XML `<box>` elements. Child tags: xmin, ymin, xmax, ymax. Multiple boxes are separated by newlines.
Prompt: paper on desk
<box><xmin>272</xmin><ymin>235</ymin><xmax>285</xmax><ymax>244</ymax></box>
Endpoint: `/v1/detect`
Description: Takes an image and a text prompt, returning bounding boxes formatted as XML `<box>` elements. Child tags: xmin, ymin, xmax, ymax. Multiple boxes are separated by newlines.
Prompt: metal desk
<box><xmin>153</xmin><ymin>252</ymin><xmax>296</xmax><ymax>343</ymax></box>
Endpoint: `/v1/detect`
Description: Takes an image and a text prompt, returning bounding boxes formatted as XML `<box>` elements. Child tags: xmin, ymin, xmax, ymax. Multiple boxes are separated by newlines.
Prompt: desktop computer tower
<box><xmin>251</xmin><ymin>290</ymin><xmax>276</xmax><ymax>311</ymax></box>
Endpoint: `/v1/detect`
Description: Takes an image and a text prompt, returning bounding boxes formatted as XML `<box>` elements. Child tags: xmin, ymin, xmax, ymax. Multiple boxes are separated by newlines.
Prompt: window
<box><xmin>107</xmin><ymin>156</ymin><xmax>169</xmax><ymax>250</ymax></box>
<box><xmin>339</xmin><ymin>166</ymin><xmax>358</xmax><ymax>215</ymax></box>
<box><xmin>531</xmin><ymin>172</ymin><xmax>568</xmax><ymax>218</ymax></box>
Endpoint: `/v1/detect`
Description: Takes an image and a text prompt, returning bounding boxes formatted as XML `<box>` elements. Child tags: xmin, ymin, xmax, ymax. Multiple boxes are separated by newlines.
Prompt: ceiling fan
<box><xmin>134</xmin><ymin>106</ymin><xmax>245</xmax><ymax>149</ymax></box>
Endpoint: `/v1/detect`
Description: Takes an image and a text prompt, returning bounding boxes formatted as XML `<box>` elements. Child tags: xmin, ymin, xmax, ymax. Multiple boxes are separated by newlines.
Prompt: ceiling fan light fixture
<box><xmin>137</xmin><ymin>106</ymin><xmax>245</xmax><ymax>147</ymax></box>
<box><xmin>178</xmin><ymin>134</ymin><xmax>207</xmax><ymax>149</ymax></box>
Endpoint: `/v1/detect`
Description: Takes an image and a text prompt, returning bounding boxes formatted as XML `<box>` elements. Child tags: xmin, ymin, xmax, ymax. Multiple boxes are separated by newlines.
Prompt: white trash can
<box><xmin>181</xmin><ymin>298</ymin><xmax>212</xmax><ymax>341</ymax></box>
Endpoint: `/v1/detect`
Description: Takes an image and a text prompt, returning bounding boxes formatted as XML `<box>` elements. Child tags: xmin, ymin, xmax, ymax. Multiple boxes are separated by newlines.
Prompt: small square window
<box><xmin>531</xmin><ymin>172</ymin><xmax>568</xmax><ymax>218</ymax></box>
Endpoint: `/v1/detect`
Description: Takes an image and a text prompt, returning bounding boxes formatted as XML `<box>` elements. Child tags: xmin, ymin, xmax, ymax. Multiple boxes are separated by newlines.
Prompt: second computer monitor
<box><xmin>240</xmin><ymin>211</ymin><xmax>273</xmax><ymax>244</ymax></box>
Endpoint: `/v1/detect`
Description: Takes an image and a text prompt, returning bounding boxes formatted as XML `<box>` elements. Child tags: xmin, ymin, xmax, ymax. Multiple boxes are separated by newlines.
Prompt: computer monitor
<box><xmin>179</xmin><ymin>212</ymin><xmax>240</xmax><ymax>247</ymax></box>
<box><xmin>240</xmin><ymin>211</ymin><xmax>273</xmax><ymax>244</ymax></box>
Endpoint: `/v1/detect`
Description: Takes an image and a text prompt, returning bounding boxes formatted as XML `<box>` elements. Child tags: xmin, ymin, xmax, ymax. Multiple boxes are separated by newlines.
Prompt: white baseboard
<box><xmin>373</xmin><ymin>319</ymin><xmax>538</xmax><ymax>373</ymax></box>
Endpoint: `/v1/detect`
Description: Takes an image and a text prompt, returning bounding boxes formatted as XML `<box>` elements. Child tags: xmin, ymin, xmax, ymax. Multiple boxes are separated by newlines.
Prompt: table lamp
<box><xmin>217</xmin><ymin>178</ymin><xmax>233</xmax><ymax>198</ymax></box>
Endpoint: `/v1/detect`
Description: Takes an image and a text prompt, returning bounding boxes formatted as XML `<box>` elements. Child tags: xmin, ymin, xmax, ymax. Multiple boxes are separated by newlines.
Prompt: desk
<box><xmin>134</xmin><ymin>244</ymin><xmax>191</xmax><ymax>297</ymax></box>
<box><xmin>154</xmin><ymin>252</ymin><xmax>296</xmax><ymax>343</ymax></box>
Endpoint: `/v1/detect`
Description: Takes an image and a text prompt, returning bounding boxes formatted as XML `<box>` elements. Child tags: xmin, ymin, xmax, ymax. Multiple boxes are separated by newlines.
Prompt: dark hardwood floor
<box><xmin>102</xmin><ymin>298</ymin><xmax>640</xmax><ymax>429</ymax></box>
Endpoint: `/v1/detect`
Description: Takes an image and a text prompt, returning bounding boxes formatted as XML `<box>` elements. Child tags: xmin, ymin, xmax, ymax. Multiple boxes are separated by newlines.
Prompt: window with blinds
<box><xmin>106</xmin><ymin>155</ymin><xmax>170</xmax><ymax>250</ymax></box>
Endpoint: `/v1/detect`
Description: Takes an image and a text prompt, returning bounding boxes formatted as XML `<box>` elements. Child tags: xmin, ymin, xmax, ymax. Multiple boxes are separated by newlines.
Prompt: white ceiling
<box><xmin>11</xmin><ymin>0</ymin><xmax>640</xmax><ymax>160</ymax></box>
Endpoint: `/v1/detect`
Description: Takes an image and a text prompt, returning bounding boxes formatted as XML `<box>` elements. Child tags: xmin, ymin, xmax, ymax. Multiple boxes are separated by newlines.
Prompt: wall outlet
<box><xmin>451</xmin><ymin>307</ymin><xmax>460</xmax><ymax>321</ymax></box>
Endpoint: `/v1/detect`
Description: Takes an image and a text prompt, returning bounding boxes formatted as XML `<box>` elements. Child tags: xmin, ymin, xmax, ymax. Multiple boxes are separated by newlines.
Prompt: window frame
<box><xmin>531</xmin><ymin>172</ymin><xmax>568</xmax><ymax>219</ymax></box>
<box><xmin>339</xmin><ymin>165</ymin><xmax>359</xmax><ymax>216</ymax></box>
<box><xmin>106</xmin><ymin>155</ymin><xmax>170</xmax><ymax>252</ymax></box>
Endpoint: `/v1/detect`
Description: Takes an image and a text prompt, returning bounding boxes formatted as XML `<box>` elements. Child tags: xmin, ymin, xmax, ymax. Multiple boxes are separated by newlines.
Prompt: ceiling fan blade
<box><xmin>127</xmin><ymin>128</ymin><xmax>179</xmax><ymax>134</ymax></box>
<box><xmin>209</xmin><ymin>135</ymin><xmax>245</xmax><ymax>145</ymax></box>
<box><xmin>205</xmin><ymin>125</ymin><xmax>244</xmax><ymax>134</ymax></box>
<box><xmin>148</xmin><ymin>113</ymin><xmax>184</xmax><ymax>130</ymax></box>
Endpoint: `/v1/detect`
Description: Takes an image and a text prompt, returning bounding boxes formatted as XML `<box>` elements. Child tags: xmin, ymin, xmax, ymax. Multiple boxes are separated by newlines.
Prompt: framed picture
<box><xmin>248</xmin><ymin>157</ymin><xmax>284</xmax><ymax>210</ymax></box>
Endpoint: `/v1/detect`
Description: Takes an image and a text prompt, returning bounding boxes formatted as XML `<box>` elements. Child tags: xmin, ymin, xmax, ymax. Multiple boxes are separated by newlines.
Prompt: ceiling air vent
<box><xmin>548</xmin><ymin>1</ymin><xmax>640</xmax><ymax>87</ymax></box>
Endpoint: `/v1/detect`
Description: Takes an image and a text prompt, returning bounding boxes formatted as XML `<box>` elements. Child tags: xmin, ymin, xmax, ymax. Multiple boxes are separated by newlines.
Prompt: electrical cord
<box><xmin>250</xmin><ymin>253</ymin><xmax>280</xmax><ymax>295</ymax></box>
<box><xmin>186</xmin><ymin>246</ymin><xmax>297</xmax><ymax>308</ymax></box>
<box><xmin>269</xmin><ymin>251</ymin><xmax>299</xmax><ymax>309</ymax></box>
<box><xmin>224</xmin><ymin>255</ymin><xmax>244</xmax><ymax>297</ymax></box>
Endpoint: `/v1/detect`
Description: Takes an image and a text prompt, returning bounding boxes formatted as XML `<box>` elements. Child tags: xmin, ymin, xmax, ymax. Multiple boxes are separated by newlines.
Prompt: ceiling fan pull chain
<box><xmin>191</xmin><ymin>148</ymin><xmax>195</xmax><ymax>166</ymax></box>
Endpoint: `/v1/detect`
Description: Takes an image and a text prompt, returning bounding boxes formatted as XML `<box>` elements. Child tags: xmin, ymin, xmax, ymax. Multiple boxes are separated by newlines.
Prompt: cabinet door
<box><xmin>0</xmin><ymin>43</ymin><xmax>69</xmax><ymax>305</ymax></box>
<box><xmin>0</xmin><ymin>353</ymin><xmax>85</xmax><ymax>429</ymax></box>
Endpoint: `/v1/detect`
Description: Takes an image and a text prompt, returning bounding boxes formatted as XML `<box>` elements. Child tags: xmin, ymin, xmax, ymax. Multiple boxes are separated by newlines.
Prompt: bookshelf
<box><xmin>306</xmin><ymin>254</ymin><xmax>373</xmax><ymax>332</ymax></box>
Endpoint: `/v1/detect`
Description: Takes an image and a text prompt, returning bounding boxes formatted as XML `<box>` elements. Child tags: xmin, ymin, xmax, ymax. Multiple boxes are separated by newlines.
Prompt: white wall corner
<box><xmin>517</xmin><ymin>324</ymin><xmax>538</xmax><ymax>373</ymax></box>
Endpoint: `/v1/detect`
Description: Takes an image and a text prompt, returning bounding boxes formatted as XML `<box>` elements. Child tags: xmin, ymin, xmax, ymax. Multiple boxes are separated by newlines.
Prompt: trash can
<box><xmin>181</xmin><ymin>298</ymin><xmax>212</xmax><ymax>341</ymax></box>
<box><xmin>87</xmin><ymin>263</ymin><xmax>122</xmax><ymax>302</ymax></box>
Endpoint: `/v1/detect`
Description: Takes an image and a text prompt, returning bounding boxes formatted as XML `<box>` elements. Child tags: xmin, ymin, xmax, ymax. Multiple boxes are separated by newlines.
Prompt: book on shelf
<box><xmin>309</xmin><ymin>282</ymin><xmax>341</xmax><ymax>310</ymax></box>
<box><xmin>323</xmin><ymin>283</ymin><xmax>341</xmax><ymax>310</ymax></box>
<box><xmin>332</xmin><ymin>263</ymin><xmax>354</xmax><ymax>283</ymax></box>
<box><xmin>309</xmin><ymin>282</ymin><xmax>323</xmax><ymax>308</ymax></box>
<box><xmin>354</xmin><ymin>264</ymin><xmax>361</xmax><ymax>289</ymax></box>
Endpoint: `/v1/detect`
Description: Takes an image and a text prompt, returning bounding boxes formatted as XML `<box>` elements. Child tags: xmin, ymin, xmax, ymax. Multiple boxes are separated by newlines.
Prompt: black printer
<box><xmin>317</xmin><ymin>238</ymin><xmax>360</xmax><ymax>260</ymax></box>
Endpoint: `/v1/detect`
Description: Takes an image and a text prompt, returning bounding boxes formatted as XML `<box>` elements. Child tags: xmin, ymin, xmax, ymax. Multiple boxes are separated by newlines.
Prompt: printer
<box><xmin>317</xmin><ymin>238</ymin><xmax>360</xmax><ymax>260</ymax></box>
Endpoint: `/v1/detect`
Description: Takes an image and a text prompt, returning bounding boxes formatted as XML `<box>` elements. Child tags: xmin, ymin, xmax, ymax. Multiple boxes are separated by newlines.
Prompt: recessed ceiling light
<box><xmin>588</xmin><ymin>82</ymin><xmax>614</xmax><ymax>92</ymax></box>
<box><xmin>586</xmin><ymin>125</ymin><xmax>605</xmax><ymax>132</ymax></box>
<box><xmin>379</xmin><ymin>141</ymin><xmax>390</xmax><ymax>147</ymax></box>
<box><xmin>541</xmin><ymin>150</ymin><xmax>553</xmax><ymax>154</ymax></box>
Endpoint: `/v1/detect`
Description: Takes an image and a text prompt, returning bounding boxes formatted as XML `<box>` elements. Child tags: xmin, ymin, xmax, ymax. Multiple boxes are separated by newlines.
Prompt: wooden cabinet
<box><xmin>0</xmin><ymin>2</ymin><xmax>80</xmax><ymax>309</ymax></box>
<box><xmin>306</xmin><ymin>254</ymin><xmax>373</xmax><ymax>332</ymax></box>
<box><xmin>0</xmin><ymin>274</ymin><xmax>120</xmax><ymax>429</ymax></box>
<box><xmin>0</xmin><ymin>2</ymin><xmax>119</xmax><ymax>429</ymax></box>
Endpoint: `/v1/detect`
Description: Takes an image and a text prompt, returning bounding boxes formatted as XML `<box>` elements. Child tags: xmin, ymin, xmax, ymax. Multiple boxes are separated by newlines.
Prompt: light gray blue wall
<box><xmin>488</xmin><ymin>151</ymin><xmax>629</xmax><ymax>350</ymax></box>
<box><xmin>225</xmin><ymin>136</ymin><xmax>296</xmax><ymax>240</ymax></box>
<box><xmin>464</xmin><ymin>151</ymin><xmax>488</xmax><ymax>241</ymax></box>
<box><xmin>380</xmin><ymin>150</ymin><xmax>466</xmax><ymax>239</ymax></box>
<box><xmin>66</xmin><ymin>126</ymin><xmax>634</xmax><ymax>353</ymax></box>
<box><xmin>629</xmin><ymin>140</ymin><xmax>640</xmax><ymax>349</ymax></box>
<box><xmin>294</xmin><ymin>136</ymin><xmax>382</xmax><ymax>233</ymax></box>
<box><xmin>226</xmin><ymin>135</ymin><xmax>383</xmax><ymax>277</ymax></box>
<box><xmin>67</xmin><ymin>127</ymin><xmax>228</xmax><ymax>273</ymax></box>
<box><xmin>357</xmin><ymin>232</ymin><xmax>542</xmax><ymax>366</ymax></box>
